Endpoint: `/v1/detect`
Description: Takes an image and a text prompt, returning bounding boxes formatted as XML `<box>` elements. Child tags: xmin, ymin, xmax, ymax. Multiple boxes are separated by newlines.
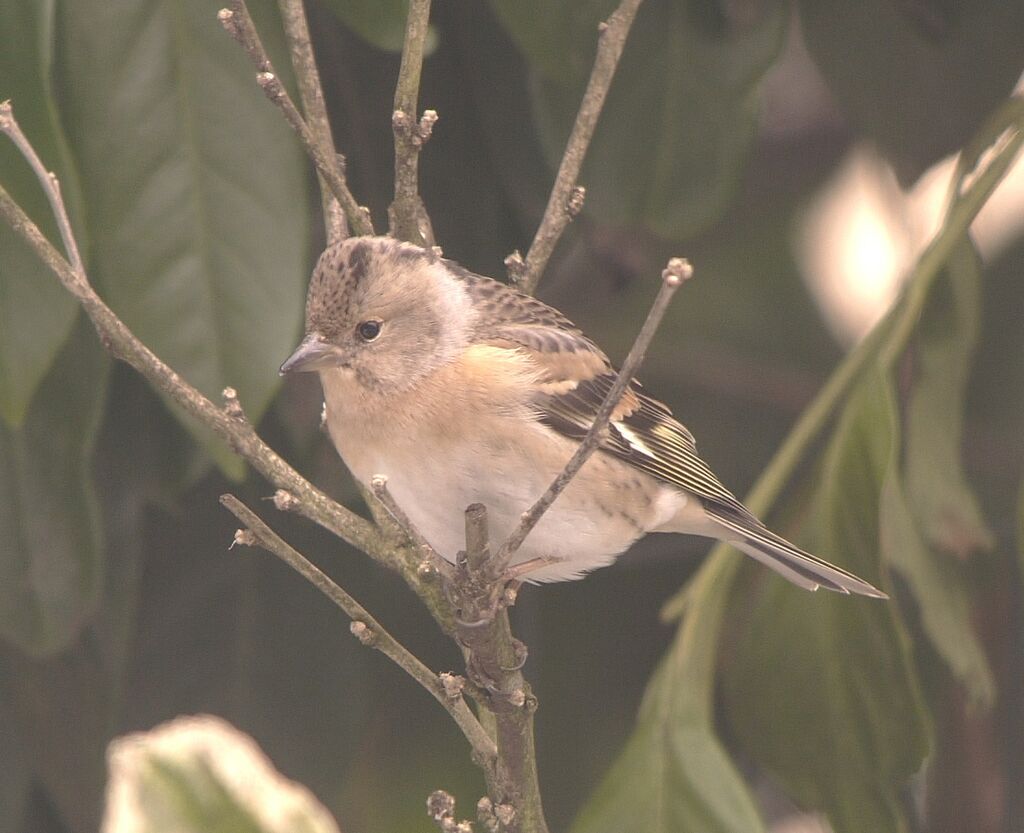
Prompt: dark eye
<box><xmin>356</xmin><ymin>319</ymin><xmax>382</xmax><ymax>341</ymax></box>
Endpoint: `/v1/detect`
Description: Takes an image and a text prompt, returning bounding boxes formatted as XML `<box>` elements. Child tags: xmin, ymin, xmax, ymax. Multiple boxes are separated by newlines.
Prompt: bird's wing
<box><xmin>458</xmin><ymin>271</ymin><xmax>753</xmax><ymax>519</ymax></box>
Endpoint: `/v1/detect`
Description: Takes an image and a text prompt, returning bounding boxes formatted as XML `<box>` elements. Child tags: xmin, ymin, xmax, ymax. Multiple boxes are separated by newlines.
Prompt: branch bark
<box><xmin>221</xmin><ymin>493</ymin><xmax>496</xmax><ymax>768</ymax></box>
<box><xmin>219</xmin><ymin>3</ymin><xmax>372</xmax><ymax>239</ymax></box>
<box><xmin>388</xmin><ymin>0</ymin><xmax>436</xmax><ymax>246</ymax></box>
<box><xmin>452</xmin><ymin>504</ymin><xmax>548</xmax><ymax>833</ymax></box>
<box><xmin>274</xmin><ymin>0</ymin><xmax>351</xmax><ymax>241</ymax></box>
<box><xmin>514</xmin><ymin>0</ymin><xmax>645</xmax><ymax>294</ymax></box>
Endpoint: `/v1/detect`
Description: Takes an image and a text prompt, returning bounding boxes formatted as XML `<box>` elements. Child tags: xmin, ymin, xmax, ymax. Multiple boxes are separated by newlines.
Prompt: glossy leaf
<box><xmin>320</xmin><ymin>0</ymin><xmax>410</xmax><ymax>52</ymax></box>
<box><xmin>725</xmin><ymin>375</ymin><xmax>930</xmax><ymax>833</ymax></box>
<box><xmin>493</xmin><ymin>0</ymin><xmax>787</xmax><ymax>239</ymax></box>
<box><xmin>0</xmin><ymin>0</ymin><xmax>82</xmax><ymax>426</ymax></box>
<box><xmin>0</xmin><ymin>317</ymin><xmax>109</xmax><ymax>655</ymax></box>
<box><xmin>55</xmin><ymin>0</ymin><xmax>309</xmax><ymax>477</ymax></box>
<box><xmin>573</xmin><ymin>557</ymin><xmax>765</xmax><ymax>833</ymax></box>
<box><xmin>799</xmin><ymin>0</ymin><xmax>1024</xmax><ymax>183</ymax></box>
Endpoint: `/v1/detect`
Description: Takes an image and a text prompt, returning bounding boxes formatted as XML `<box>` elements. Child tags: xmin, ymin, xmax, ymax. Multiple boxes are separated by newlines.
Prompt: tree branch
<box><xmin>452</xmin><ymin>504</ymin><xmax>548</xmax><ymax>833</ymax></box>
<box><xmin>389</xmin><ymin>0</ymin><xmax>436</xmax><ymax>246</ymax></box>
<box><xmin>221</xmin><ymin>494</ymin><xmax>496</xmax><ymax>769</ymax></box>
<box><xmin>218</xmin><ymin>3</ymin><xmax>372</xmax><ymax>239</ymax></box>
<box><xmin>0</xmin><ymin>101</ymin><xmax>85</xmax><ymax>279</ymax></box>
<box><xmin>371</xmin><ymin>475</ymin><xmax>456</xmax><ymax>582</ymax></box>
<box><xmin>494</xmin><ymin>257</ymin><xmax>691</xmax><ymax>569</ymax></box>
<box><xmin>274</xmin><ymin>0</ymin><xmax>351</xmax><ymax>241</ymax></box>
<box><xmin>513</xmin><ymin>0</ymin><xmax>645</xmax><ymax>294</ymax></box>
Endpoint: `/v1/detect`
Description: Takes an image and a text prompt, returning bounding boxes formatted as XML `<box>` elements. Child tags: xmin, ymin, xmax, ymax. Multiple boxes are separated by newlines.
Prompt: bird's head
<box><xmin>280</xmin><ymin>236</ymin><xmax>473</xmax><ymax>393</ymax></box>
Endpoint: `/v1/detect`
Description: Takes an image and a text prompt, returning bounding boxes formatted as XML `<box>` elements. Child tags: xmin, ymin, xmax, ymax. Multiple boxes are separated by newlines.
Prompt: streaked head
<box><xmin>280</xmin><ymin>237</ymin><xmax>473</xmax><ymax>392</ymax></box>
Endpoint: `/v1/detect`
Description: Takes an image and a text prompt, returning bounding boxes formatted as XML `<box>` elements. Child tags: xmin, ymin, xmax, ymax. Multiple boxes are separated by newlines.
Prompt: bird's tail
<box><xmin>704</xmin><ymin>504</ymin><xmax>888</xmax><ymax>599</ymax></box>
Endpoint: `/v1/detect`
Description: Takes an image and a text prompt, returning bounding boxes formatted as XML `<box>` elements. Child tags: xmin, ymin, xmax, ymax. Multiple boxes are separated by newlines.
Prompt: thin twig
<box><xmin>219</xmin><ymin>3</ymin><xmax>371</xmax><ymax>238</ymax></box>
<box><xmin>495</xmin><ymin>257</ymin><xmax>691</xmax><ymax>568</ymax></box>
<box><xmin>515</xmin><ymin>0</ymin><xmax>645</xmax><ymax>294</ymax></box>
<box><xmin>389</xmin><ymin>0</ymin><xmax>435</xmax><ymax>245</ymax></box>
<box><xmin>274</xmin><ymin>0</ymin><xmax>349</xmax><ymax>241</ymax></box>
<box><xmin>0</xmin><ymin>113</ymin><xmax>448</xmax><ymax>623</ymax></box>
<box><xmin>0</xmin><ymin>101</ymin><xmax>85</xmax><ymax>279</ymax></box>
<box><xmin>221</xmin><ymin>494</ymin><xmax>496</xmax><ymax>768</ymax></box>
<box><xmin>370</xmin><ymin>474</ymin><xmax>455</xmax><ymax>581</ymax></box>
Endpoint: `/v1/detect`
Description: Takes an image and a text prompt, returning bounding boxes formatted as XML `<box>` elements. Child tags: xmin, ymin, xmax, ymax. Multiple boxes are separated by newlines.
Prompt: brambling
<box><xmin>281</xmin><ymin>236</ymin><xmax>885</xmax><ymax>598</ymax></box>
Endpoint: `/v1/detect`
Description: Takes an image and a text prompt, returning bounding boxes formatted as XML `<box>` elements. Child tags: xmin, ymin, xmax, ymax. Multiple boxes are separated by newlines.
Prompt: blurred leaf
<box><xmin>55</xmin><ymin>0</ymin><xmax>309</xmax><ymax>478</ymax></box>
<box><xmin>880</xmin><ymin>240</ymin><xmax>994</xmax><ymax>706</ymax></box>
<box><xmin>320</xmin><ymin>0</ymin><xmax>410</xmax><ymax>52</ymax></box>
<box><xmin>0</xmin><ymin>0</ymin><xmax>82</xmax><ymax>426</ymax></box>
<box><xmin>0</xmin><ymin>316</ymin><xmax>109</xmax><ymax>656</ymax></box>
<box><xmin>880</xmin><ymin>476</ymin><xmax>994</xmax><ymax>706</ymax></box>
<box><xmin>904</xmin><ymin>241</ymin><xmax>993</xmax><ymax>558</ymax></box>
<box><xmin>573</xmin><ymin>557</ymin><xmax>765</xmax><ymax>833</ymax></box>
<box><xmin>799</xmin><ymin>0</ymin><xmax>1024</xmax><ymax>183</ymax></box>
<box><xmin>102</xmin><ymin>715</ymin><xmax>342</xmax><ymax>833</ymax></box>
<box><xmin>726</xmin><ymin>375</ymin><xmax>930</xmax><ymax>833</ymax></box>
<box><xmin>493</xmin><ymin>0</ymin><xmax>787</xmax><ymax>239</ymax></box>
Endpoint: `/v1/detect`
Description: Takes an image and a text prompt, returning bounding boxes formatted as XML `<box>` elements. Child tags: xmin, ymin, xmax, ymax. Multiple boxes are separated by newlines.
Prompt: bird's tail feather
<box><xmin>705</xmin><ymin>505</ymin><xmax>888</xmax><ymax>599</ymax></box>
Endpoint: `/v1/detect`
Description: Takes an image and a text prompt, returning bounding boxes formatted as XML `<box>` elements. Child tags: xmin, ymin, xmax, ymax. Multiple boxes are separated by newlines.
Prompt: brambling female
<box><xmin>281</xmin><ymin>236</ymin><xmax>885</xmax><ymax>598</ymax></box>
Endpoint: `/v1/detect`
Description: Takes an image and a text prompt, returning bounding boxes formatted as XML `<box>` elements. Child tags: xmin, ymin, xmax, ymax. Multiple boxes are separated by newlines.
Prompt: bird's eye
<box><xmin>356</xmin><ymin>319</ymin><xmax>382</xmax><ymax>341</ymax></box>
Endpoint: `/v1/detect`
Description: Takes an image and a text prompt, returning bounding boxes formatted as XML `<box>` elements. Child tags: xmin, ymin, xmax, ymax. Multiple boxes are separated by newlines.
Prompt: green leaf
<box><xmin>880</xmin><ymin>476</ymin><xmax>994</xmax><ymax>706</ymax></box>
<box><xmin>573</xmin><ymin>557</ymin><xmax>765</xmax><ymax>833</ymax></box>
<box><xmin>320</xmin><ymin>0</ymin><xmax>411</xmax><ymax>52</ymax></box>
<box><xmin>879</xmin><ymin>240</ymin><xmax>994</xmax><ymax>706</ymax></box>
<box><xmin>55</xmin><ymin>0</ymin><xmax>309</xmax><ymax>478</ymax></box>
<box><xmin>725</xmin><ymin>375</ymin><xmax>930</xmax><ymax>833</ymax></box>
<box><xmin>0</xmin><ymin>0</ymin><xmax>82</xmax><ymax>426</ymax></box>
<box><xmin>799</xmin><ymin>0</ymin><xmax>1024</xmax><ymax>183</ymax></box>
<box><xmin>903</xmin><ymin>241</ymin><xmax>993</xmax><ymax>559</ymax></box>
<box><xmin>102</xmin><ymin>715</ymin><xmax>342</xmax><ymax>833</ymax></box>
<box><xmin>493</xmin><ymin>0</ymin><xmax>787</xmax><ymax>239</ymax></box>
<box><xmin>0</xmin><ymin>316</ymin><xmax>109</xmax><ymax>655</ymax></box>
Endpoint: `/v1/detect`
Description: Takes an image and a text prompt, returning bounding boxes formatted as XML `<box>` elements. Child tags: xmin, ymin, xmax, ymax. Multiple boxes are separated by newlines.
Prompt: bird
<box><xmin>280</xmin><ymin>235</ymin><xmax>886</xmax><ymax>599</ymax></box>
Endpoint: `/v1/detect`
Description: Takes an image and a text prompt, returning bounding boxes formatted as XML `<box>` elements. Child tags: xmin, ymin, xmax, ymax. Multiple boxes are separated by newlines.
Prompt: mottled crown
<box><xmin>305</xmin><ymin>236</ymin><xmax>440</xmax><ymax>336</ymax></box>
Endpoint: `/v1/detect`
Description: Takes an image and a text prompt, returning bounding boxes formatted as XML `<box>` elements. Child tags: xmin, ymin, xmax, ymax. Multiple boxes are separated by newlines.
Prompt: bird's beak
<box><xmin>279</xmin><ymin>333</ymin><xmax>341</xmax><ymax>375</ymax></box>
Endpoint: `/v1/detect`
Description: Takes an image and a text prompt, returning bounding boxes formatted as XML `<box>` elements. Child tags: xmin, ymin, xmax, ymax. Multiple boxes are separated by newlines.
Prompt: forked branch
<box><xmin>219</xmin><ymin>1</ymin><xmax>372</xmax><ymax>238</ymax></box>
<box><xmin>389</xmin><ymin>0</ymin><xmax>436</xmax><ymax>245</ymax></box>
<box><xmin>221</xmin><ymin>494</ymin><xmax>496</xmax><ymax>768</ymax></box>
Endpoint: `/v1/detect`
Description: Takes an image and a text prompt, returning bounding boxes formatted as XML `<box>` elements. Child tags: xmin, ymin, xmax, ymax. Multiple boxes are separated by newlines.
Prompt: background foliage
<box><xmin>1</xmin><ymin>1</ymin><xmax>1023</xmax><ymax>831</ymax></box>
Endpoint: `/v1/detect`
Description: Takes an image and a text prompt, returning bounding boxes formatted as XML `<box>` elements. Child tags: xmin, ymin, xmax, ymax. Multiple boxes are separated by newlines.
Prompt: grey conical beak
<box><xmin>279</xmin><ymin>333</ymin><xmax>340</xmax><ymax>375</ymax></box>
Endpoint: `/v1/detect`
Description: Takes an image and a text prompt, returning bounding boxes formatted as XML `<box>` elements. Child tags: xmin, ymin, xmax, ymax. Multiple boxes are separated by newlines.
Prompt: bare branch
<box><xmin>370</xmin><ymin>474</ymin><xmax>455</xmax><ymax>581</ymax></box>
<box><xmin>389</xmin><ymin>0</ymin><xmax>435</xmax><ymax>245</ymax></box>
<box><xmin>0</xmin><ymin>101</ymin><xmax>85</xmax><ymax>279</ymax></box>
<box><xmin>221</xmin><ymin>494</ymin><xmax>496</xmax><ymax>768</ymax></box>
<box><xmin>439</xmin><ymin>502</ymin><xmax>547</xmax><ymax>833</ymax></box>
<box><xmin>274</xmin><ymin>0</ymin><xmax>351</xmax><ymax>241</ymax></box>
<box><xmin>515</xmin><ymin>0</ymin><xmax>645</xmax><ymax>294</ymax></box>
<box><xmin>495</xmin><ymin>256</ymin><xmax>691</xmax><ymax>567</ymax></box>
<box><xmin>219</xmin><ymin>3</ymin><xmax>371</xmax><ymax>239</ymax></box>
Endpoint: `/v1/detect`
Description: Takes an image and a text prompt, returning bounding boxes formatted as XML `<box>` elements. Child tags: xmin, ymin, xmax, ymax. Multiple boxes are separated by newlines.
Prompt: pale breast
<box><xmin>318</xmin><ymin>345</ymin><xmax>686</xmax><ymax>581</ymax></box>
